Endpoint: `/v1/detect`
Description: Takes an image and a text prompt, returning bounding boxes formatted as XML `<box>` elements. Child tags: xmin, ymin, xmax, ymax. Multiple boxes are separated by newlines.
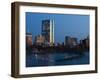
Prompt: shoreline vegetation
<box><xmin>26</xmin><ymin>44</ymin><xmax>89</xmax><ymax>54</ymax></box>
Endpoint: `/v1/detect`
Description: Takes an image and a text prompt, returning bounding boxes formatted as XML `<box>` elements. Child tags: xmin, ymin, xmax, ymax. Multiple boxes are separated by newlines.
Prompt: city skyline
<box><xmin>26</xmin><ymin>12</ymin><xmax>89</xmax><ymax>43</ymax></box>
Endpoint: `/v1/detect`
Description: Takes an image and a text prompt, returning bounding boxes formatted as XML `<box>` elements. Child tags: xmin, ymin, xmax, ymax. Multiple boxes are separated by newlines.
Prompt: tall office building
<box><xmin>80</xmin><ymin>36</ymin><xmax>89</xmax><ymax>48</ymax></box>
<box><xmin>65</xmin><ymin>36</ymin><xmax>77</xmax><ymax>47</ymax></box>
<box><xmin>42</xmin><ymin>19</ymin><xmax>54</xmax><ymax>46</ymax></box>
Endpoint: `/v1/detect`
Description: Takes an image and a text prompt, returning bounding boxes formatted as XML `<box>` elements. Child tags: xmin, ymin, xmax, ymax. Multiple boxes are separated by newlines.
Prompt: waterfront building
<box><xmin>85</xmin><ymin>39</ymin><xmax>89</xmax><ymax>48</ymax></box>
<box><xmin>65</xmin><ymin>36</ymin><xmax>77</xmax><ymax>47</ymax></box>
<box><xmin>34</xmin><ymin>35</ymin><xmax>45</xmax><ymax>46</ymax></box>
<box><xmin>71</xmin><ymin>38</ymin><xmax>77</xmax><ymax>46</ymax></box>
<box><xmin>42</xmin><ymin>19</ymin><xmax>54</xmax><ymax>46</ymax></box>
<box><xmin>26</xmin><ymin>33</ymin><xmax>33</xmax><ymax>47</ymax></box>
<box><xmin>86</xmin><ymin>36</ymin><xmax>89</xmax><ymax>48</ymax></box>
<box><xmin>80</xmin><ymin>37</ymin><xmax>89</xmax><ymax>48</ymax></box>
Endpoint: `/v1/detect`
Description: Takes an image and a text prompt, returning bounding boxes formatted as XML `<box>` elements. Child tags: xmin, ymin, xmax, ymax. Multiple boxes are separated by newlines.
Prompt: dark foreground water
<box><xmin>26</xmin><ymin>51</ymin><xmax>89</xmax><ymax>67</ymax></box>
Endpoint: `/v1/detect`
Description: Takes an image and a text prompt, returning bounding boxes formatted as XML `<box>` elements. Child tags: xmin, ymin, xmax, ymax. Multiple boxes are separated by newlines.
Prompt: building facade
<box><xmin>65</xmin><ymin>36</ymin><xmax>77</xmax><ymax>47</ymax></box>
<box><xmin>26</xmin><ymin>33</ymin><xmax>33</xmax><ymax>47</ymax></box>
<box><xmin>80</xmin><ymin>36</ymin><xmax>89</xmax><ymax>48</ymax></box>
<box><xmin>42</xmin><ymin>19</ymin><xmax>54</xmax><ymax>46</ymax></box>
<box><xmin>34</xmin><ymin>35</ymin><xmax>45</xmax><ymax>46</ymax></box>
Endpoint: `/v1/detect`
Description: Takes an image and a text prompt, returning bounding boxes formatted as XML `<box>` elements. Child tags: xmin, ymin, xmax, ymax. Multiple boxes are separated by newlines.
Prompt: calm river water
<box><xmin>26</xmin><ymin>51</ymin><xmax>89</xmax><ymax>67</ymax></box>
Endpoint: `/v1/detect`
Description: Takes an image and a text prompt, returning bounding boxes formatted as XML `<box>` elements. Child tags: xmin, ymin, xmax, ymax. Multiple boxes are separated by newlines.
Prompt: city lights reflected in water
<box><xmin>26</xmin><ymin>51</ymin><xmax>89</xmax><ymax>67</ymax></box>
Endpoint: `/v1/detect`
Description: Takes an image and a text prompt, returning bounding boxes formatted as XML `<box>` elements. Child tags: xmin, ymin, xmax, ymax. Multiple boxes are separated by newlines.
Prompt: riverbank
<box><xmin>26</xmin><ymin>45</ymin><xmax>89</xmax><ymax>54</ymax></box>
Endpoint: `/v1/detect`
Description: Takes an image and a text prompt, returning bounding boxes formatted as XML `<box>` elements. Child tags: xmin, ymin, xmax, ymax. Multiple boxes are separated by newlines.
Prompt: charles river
<box><xmin>26</xmin><ymin>51</ymin><xmax>89</xmax><ymax>67</ymax></box>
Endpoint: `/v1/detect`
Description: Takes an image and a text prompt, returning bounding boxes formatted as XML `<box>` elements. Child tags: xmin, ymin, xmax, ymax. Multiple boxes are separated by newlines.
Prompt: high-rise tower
<box><xmin>42</xmin><ymin>20</ymin><xmax>54</xmax><ymax>46</ymax></box>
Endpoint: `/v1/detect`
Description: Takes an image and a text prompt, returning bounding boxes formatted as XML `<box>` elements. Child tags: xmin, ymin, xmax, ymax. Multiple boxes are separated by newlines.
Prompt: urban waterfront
<box><xmin>26</xmin><ymin>51</ymin><xmax>89</xmax><ymax>67</ymax></box>
<box><xmin>26</xmin><ymin>12</ymin><xmax>89</xmax><ymax>67</ymax></box>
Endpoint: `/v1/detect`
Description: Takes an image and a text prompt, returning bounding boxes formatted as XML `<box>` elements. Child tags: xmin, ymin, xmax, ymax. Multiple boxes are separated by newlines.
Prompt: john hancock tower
<box><xmin>42</xmin><ymin>20</ymin><xmax>54</xmax><ymax>46</ymax></box>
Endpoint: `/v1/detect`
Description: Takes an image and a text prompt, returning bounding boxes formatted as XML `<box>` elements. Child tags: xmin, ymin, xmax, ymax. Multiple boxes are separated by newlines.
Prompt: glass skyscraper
<box><xmin>42</xmin><ymin>19</ymin><xmax>54</xmax><ymax>46</ymax></box>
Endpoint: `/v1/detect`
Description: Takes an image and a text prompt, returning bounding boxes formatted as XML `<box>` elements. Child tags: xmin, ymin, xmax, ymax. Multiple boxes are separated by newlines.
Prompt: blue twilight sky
<box><xmin>26</xmin><ymin>12</ymin><xmax>89</xmax><ymax>43</ymax></box>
